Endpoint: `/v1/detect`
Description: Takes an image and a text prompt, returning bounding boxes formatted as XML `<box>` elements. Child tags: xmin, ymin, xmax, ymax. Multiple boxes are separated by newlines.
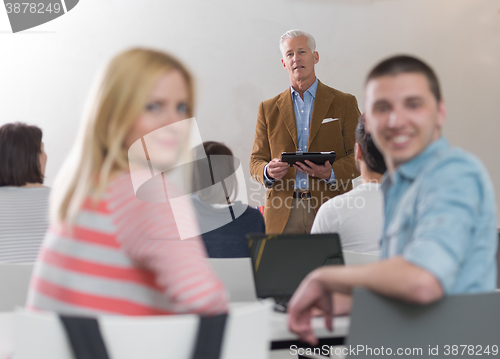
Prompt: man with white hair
<box><xmin>250</xmin><ymin>29</ymin><xmax>361</xmax><ymax>234</ymax></box>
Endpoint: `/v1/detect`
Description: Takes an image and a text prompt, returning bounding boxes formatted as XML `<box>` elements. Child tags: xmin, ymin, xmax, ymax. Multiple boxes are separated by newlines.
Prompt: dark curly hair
<box><xmin>355</xmin><ymin>115</ymin><xmax>387</xmax><ymax>175</ymax></box>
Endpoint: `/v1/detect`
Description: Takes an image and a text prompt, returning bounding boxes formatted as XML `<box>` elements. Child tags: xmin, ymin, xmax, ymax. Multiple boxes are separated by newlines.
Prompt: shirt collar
<box><xmin>290</xmin><ymin>77</ymin><xmax>319</xmax><ymax>99</ymax></box>
<box><xmin>382</xmin><ymin>137</ymin><xmax>449</xmax><ymax>189</ymax></box>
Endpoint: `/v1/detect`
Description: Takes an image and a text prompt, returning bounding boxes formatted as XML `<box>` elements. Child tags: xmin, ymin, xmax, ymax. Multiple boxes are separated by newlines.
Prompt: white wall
<box><xmin>0</xmin><ymin>0</ymin><xmax>499</xmax><ymax>224</ymax></box>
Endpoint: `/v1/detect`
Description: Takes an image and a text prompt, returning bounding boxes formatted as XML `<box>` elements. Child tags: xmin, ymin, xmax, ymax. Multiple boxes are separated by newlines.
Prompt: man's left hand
<box><xmin>294</xmin><ymin>160</ymin><xmax>331</xmax><ymax>180</ymax></box>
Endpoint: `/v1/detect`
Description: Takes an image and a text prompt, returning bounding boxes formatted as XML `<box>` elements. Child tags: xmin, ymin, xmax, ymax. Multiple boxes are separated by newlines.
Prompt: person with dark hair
<box><xmin>311</xmin><ymin>115</ymin><xmax>386</xmax><ymax>253</ymax></box>
<box><xmin>0</xmin><ymin>122</ymin><xmax>49</xmax><ymax>263</ymax></box>
<box><xmin>191</xmin><ymin>141</ymin><xmax>265</xmax><ymax>258</ymax></box>
<box><xmin>288</xmin><ymin>55</ymin><xmax>497</xmax><ymax>346</ymax></box>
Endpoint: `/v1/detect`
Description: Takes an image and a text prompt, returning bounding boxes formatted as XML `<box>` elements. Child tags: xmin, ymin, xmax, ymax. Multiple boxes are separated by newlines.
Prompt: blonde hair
<box><xmin>51</xmin><ymin>48</ymin><xmax>194</xmax><ymax>224</ymax></box>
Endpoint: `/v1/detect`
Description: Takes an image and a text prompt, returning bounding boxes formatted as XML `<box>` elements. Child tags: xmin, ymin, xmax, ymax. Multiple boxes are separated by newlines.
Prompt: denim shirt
<box><xmin>380</xmin><ymin>137</ymin><xmax>497</xmax><ymax>294</ymax></box>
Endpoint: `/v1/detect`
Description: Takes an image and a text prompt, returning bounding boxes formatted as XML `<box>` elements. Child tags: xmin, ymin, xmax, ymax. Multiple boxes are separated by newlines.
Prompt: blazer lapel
<box><xmin>308</xmin><ymin>81</ymin><xmax>335</xmax><ymax>147</ymax></box>
<box><xmin>276</xmin><ymin>89</ymin><xmax>298</xmax><ymax>148</ymax></box>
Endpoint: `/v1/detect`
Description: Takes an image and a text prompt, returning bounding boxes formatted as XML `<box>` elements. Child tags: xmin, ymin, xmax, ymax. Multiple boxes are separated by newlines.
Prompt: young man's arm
<box><xmin>287</xmin><ymin>256</ymin><xmax>444</xmax><ymax>345</ymax></box>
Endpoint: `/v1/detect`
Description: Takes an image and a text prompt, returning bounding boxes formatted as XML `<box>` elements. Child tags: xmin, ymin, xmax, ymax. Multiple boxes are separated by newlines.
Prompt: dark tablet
<box><xmin>280</xmin><ymin>151</ymin><xmax>336</xmax><ymax>165</ymax></box>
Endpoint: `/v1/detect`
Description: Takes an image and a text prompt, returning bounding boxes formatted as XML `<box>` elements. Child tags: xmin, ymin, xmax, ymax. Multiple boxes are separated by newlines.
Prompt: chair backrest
<box><xmin>13</xmin><ymin>301</ymin><xmax>272</xmax><ymax>359</ymax></box>
<box><xmin>208</xmin><ymin>258</ymin><xmax>257</xmax><ymax>302</ymax></box>
<box><xmin>342</xmin><ymin>251</ymin><xmax>379</xmax><ymax>266</ymax></box>
<box><xmin>347</xmin><ymin>288</ymin><xmax>500</xmax><ymax>358</ymax></box>
<box><xmin>0</xmin><ymin>264</ymin><xmax>34</xmax><ymax>311</ymax></box>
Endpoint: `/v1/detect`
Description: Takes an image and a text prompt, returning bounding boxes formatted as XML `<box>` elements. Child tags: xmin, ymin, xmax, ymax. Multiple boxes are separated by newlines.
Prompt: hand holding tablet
<box><xmin>267</xmin><ymin>158</ymin><xmax>290</xmax><ymax>180</ymax></box>
<box><xmin>280</xmin><ymin>151</ymin><xmax>336</xmax><ymax>166</ymax></box>
<box><xmin>281</xmin><ymin>152</ymin><xmax>336</xmax><ymax>180</ymax></box>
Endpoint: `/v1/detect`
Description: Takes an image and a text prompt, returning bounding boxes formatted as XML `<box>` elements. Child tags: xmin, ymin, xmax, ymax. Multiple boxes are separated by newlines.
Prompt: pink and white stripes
<box><xmin>27</xmin><ymin>172</ymin><xmax>228</xmax><ymax>316</ymax></box>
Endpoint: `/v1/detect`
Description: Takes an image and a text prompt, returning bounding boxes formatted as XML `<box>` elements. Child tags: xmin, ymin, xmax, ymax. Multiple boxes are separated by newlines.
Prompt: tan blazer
<box><xmin>250</xmin><ymin>81</ymin><xmax>361</xmax><ymax>233</ymax></box>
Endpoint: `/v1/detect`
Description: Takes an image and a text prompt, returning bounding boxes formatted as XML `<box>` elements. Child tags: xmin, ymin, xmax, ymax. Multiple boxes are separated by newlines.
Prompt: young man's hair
<box><xmin>355</xmin><ymin>115</ymin><xmax>387</xmax><ymax>175</ymax></box>
<box><xmin>0</xmin><ymin>122</ymin><xmax>44</xmax><ymax>186</ymax></box>
<box><xmin>366</xmin><ymin>55</ymin><xmax>441</xmax><ymax>102</ymax></box>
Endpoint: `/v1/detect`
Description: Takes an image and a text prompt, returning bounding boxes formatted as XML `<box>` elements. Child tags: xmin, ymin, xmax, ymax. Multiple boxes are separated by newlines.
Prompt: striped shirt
<box><xmin>27</xmin><ymin>172</ymin><xmax>228</xmax><ymax>316</ymax></box>
<box><xmin>0</xmin><ymin>186</ymin><xmax>50</xmax><ymax>263</ymax></box>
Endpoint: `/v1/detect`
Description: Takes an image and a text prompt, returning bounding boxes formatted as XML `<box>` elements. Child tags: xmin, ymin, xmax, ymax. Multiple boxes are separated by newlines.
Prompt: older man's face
<box><xmin>281</xmin><ymin>36</ymin><xmax>318</xmax><ymax>86</ymax></box>
<box><xmin>364</xmin><ymin>73</ymin><xmax>446</xmax><ymax>169</ymax></box>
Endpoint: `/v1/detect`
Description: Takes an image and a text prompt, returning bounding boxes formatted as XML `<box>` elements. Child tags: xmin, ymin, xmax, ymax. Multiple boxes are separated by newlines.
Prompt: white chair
<box><xmin>0</xmin><ymin>264</ymin><xmax>34</xmax><ymax>311</ymax></box>
<box><xmin>208</xmin><ymin>258</ymin><xmax>257</xmax><ymax>302</ymax></box>
<box><xmin>0</xmin><ymin>312</ymin><xmax>14</xmax><ymax>359</ymax></box>
<box><xmin>342</xmin><ymin>250</ymin><xmax>379</xmax><ymax>266</ymax></box>
<box><xmin>13</xmin><ymin>301</ymin><xmax>273</xmax><ymax>359</ymax></box>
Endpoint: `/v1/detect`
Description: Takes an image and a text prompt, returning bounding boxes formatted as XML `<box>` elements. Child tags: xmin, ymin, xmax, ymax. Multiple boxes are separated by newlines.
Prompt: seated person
<box><xmin>191</xmin><ymin>141</ymin><xmax>265</xmax><ymax>258</ymax></box>
<box><xmin>311</xmin><ymin>114</ymin><xmax>386</xmax><ymax>254</ymax></box>
<box><xmin>288</xmin><ymin>55</ymin><xmax>498</xmax><ymax>345</ymax></box>
<box><xmin>0</xmin><ymin>122</ymin><xmax>49</xmax><ymax>263</ymax></box>
<box><xmin>27</xmin><ymin>48</ymin><xmax>228</xmax><ymax>316</ymax></box>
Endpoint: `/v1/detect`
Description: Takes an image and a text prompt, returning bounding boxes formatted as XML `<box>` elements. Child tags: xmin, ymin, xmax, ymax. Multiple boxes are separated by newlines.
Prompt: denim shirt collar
<box><xmin>382</xmin><ymin>137</ymin><xmax>449</xmax><ymax>190</ymax></box>
<box><xmin>290</xmin><ymin>77</ymin><xmax>319</xmax><ymax>99</ymax></box>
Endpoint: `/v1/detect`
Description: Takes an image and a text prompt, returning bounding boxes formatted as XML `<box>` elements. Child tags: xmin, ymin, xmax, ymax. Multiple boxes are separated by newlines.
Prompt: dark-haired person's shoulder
<box><xmin>241</xmin><ymin>206</ymin><xmax>266</xmax><ymax>231</ymax></box>
<box><xmin>243</xmin><ymin>205</ymin><xmax>264</xmax><ymax>217</ymax></box>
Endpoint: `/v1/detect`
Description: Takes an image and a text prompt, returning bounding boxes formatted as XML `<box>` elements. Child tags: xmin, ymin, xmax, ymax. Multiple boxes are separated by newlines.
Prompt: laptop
<box><xmin>246</xmin><ymin>233</ymin><xmax>344</xmax><ymax>311</ymax></box>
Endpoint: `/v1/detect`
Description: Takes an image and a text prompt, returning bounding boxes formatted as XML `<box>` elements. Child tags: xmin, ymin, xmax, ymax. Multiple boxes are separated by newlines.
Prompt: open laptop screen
<box><xmin>246</xmin><ymin>233</ymin><xmax>344</xmax><ymax>298</ymax></box>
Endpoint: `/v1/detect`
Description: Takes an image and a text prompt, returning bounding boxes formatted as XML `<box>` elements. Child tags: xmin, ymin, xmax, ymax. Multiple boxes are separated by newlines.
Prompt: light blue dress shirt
<box><xmin>380</xmin><ymin>137</ymin><xmax>498</xmax><ymax>294</ymax></box>
<box><xmin>264</xmin><ymin>78</ymin><xmax>336</xmax><ymax>189</ymax></box>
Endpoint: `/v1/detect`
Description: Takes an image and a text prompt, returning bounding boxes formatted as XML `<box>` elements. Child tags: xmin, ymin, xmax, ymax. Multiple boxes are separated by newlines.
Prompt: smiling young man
<box><xmin>287</xmin><ymin>55</ymin><xmax>498</xmax><ymax>346</ymax></box>
<box><xmin>250</xmin><ymin>30</ymin><xmax>360</xmax><ymax>234</ymax></box>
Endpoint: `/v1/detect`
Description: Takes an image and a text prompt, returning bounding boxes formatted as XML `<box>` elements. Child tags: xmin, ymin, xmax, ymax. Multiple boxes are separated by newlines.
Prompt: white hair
<box><xmin>279</xmin><ymin>29</ymin><xmax>317</xmax><ymax>57</ymax></box>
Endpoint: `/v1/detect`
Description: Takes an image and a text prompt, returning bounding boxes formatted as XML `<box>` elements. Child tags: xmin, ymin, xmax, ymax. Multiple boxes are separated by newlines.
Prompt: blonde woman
<box><xmin>27</xmin><ymin>48</ymin><xmax>228</xmax><ymax>316</ymax></box>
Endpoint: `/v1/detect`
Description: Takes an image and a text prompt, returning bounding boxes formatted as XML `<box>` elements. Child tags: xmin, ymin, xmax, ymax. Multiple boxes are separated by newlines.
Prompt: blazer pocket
<box><xmin>320</xmin><ymin>118</ymin><xmax>342</xmax><ymax>132</ymax></box>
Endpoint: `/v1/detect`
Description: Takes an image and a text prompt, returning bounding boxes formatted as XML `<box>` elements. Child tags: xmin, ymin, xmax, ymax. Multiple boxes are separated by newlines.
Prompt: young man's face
<box><xmin>364</xmin><ymin>73</ymin><xmax>446</xmax><ymax>169</ymax></box>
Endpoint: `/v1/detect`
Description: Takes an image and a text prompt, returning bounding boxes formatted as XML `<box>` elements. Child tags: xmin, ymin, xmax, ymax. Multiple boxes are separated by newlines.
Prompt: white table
<box><xmin>230</xmin><ymin>302</ymin><xmax>350</xmax><ymax>350</ymax></box>
<box><xmin>270</xmin><ymin>311</ymin><xmax>350</xmax><ymax>341</ymax></box>
<box><xmin>0</xmin><ymin>312</ymin><xmax>14</xmax><ymax>359</ymax></box>
<box><xmin>0</xmin><ymin>305</ymin><xmax>351</xmax><ymax>356</ymax></box>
